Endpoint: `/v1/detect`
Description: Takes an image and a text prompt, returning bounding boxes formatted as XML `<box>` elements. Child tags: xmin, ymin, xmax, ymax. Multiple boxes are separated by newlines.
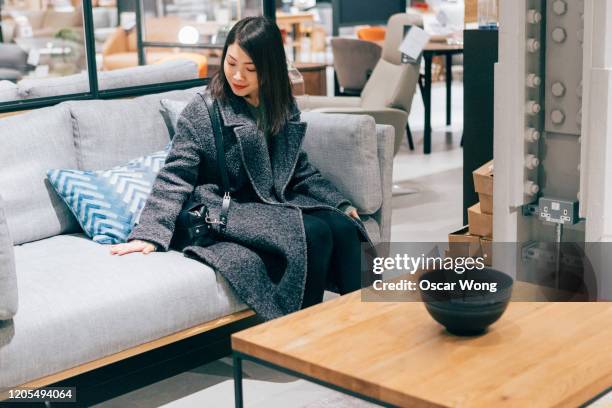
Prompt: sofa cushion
<box><xmin>65</xmin><ymin>85</ymin><xmax>204</xmax><ymax>170</ymax></box>
<box><xmin>47</xmin><ymin>146</ymin><xmax>170</xmax><ymax>244</ymax></box>
<box><xmin>159</xmin><ymin>98</ymin><xmax>188</xmax><ymax>139</ymax></box>
<box><xmin>0</xmin><ymin>193</ymin><xmax>18</xmax><ymax>320</ymax></box>
<box><xmin>301</xmin><ymin>112</ymin><xmax>382</xmax><ymax>214</ymax></box>
<box><xmin>0</xmin><ymin>105</ymin><xmax>81</xmax><ymax>245</ymax></box>
<box><xmin>0</xmin><ymin>233</ymin><xmax>246</xmax><ymax>389</ymax></box>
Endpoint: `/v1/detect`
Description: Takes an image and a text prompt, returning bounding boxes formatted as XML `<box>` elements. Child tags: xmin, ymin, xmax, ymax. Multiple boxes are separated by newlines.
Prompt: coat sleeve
<box><xmin>128</xmin><ymin>114</ymin><xmax>205</xmax><ymax>251</ymax></box>
<box><xmin>288</xmin><ymin>149</ymin><xmax>352</xmax><ymax>209</ymax></box>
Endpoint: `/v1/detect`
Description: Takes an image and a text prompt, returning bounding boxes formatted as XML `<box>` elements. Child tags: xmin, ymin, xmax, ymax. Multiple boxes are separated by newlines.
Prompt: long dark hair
<box><xmin>210</xmin><ymin>17</ymin><xmax>293</xmax><ymax>135</ymax></box>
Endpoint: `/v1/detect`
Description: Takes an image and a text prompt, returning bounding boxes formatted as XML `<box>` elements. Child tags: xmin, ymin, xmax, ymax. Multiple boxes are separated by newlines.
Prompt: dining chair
<box><xmin>297</xmin><ymin>13</ymin><xmax>423</xmax><ymax>156</ymax></box>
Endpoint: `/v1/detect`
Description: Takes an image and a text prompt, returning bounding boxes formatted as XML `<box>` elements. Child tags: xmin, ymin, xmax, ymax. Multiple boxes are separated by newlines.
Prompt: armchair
<box><xmin>297</xmin><ymin>13</ymin><xmax>423</xmax><ymax>155</ymax></box>
<box><xmin>331</xmin><ymin>37</ymin><xmax>381</xmax><ymax>96</ymax></box>
<box><xmin>101</xmin><ymin>19</ymin><xmax>176</xmax><ymax>70</ymax></box>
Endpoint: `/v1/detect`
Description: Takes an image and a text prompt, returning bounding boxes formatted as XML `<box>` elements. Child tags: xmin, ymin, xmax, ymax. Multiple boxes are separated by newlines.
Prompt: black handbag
<box><xmin>171</xmin><ymin>94</ymin><xmax>231</xmax><ymax>251</ymax></box>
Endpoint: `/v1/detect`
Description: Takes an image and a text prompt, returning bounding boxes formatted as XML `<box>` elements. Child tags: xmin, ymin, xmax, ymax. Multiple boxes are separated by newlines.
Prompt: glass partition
<box><xmin>0</xmin><ymin>0</ymin><xmax>274</xmax><ymax>110</ymax></box>
<box><xmin>96</xmin><ymin>0</ymin><xmax>262</xmax><ymax>90</ymax></box>
<box><xmin>0</xmin><ymin>0</ymin><xmax>91</xmax><ymax>103</ymax></box>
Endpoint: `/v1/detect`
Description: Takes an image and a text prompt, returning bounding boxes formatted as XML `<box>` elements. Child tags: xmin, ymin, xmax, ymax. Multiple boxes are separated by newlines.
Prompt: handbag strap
<box><xmin>203</xmin><ymin>93</ymin><xmax>230</xmax><ymax>194</ymax></box>
<box><xmin>203</xmin><ymin>93</ymin><xmax>231</xmax><ymax>228</ymax></box>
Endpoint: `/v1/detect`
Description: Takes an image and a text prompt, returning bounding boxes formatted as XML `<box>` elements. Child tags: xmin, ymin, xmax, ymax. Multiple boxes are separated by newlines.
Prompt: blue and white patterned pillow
<box><xmin>47</xmin><ymin>145</ymin><xmax>170</xmax><ymax>244</ymax></box>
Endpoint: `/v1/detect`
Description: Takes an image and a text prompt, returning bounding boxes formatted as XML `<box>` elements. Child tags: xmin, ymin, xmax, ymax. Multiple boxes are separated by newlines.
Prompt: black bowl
<box><xmin>419</xmin><ymin>268</ymin><xmax>514</xmax><ymax>336</ymax></box>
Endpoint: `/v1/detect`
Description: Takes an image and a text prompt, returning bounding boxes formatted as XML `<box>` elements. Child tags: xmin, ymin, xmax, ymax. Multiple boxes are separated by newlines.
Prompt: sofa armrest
<box><xmin>301</xmin><ymin>112</ymin><xmax>383</xmax><ymax>216</ymax></box>
<box><xmin>372</xmin><ymin>124</ymin><xmax>395</xmax><ymax>244</ymax></box>
<box><xmin>0</xmin><ymin>194</ymin><xmax>18</xmax><ymax>321</ymax></box>
<box><xmin>296</xmin><ymin>95</ymin><xmax>362</xmax><ymax>110</ymax></box>
<box><xmin>310</xmin><ymin>107</ymin><xmax>407</xmax><ymax>155</ymax></box>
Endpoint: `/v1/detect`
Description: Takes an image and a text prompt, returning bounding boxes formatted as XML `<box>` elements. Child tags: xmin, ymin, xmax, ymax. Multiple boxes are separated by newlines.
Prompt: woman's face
<box><xmin>224</xmin><ymin>43</ymin><xmax>259</xmax><ymax>103</ymax></box>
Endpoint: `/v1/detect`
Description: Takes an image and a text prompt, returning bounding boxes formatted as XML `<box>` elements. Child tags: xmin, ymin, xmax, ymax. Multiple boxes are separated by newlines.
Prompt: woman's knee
<box><xmin>303</xmin><ymin>214</ymin><xmax>333</xmax><ymax>248</ymax></box>
<box><xmin>325</xmin><ymin>211</ymin><xmax>360</xmax><ymax>239</ymax></box>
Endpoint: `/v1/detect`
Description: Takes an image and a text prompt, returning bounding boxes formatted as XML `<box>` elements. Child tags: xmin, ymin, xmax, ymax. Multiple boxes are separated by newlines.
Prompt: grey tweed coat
<box><xmin>129</xmin><ymin>90</ymin><xmax>372</xmax><ymax>320</ymax></box>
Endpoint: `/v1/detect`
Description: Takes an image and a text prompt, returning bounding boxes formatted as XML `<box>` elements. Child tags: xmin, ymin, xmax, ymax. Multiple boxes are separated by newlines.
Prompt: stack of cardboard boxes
<box><xmin>464</xmin><ymin>0</ymin><xmax>478</xmax><ymax>24</ymax></box>
<box><xmin>464</xmin><ymin>0</ymin><xmax>500</xmax><ymax>26</ymax></box>
<box><xmin>448</xmin><ymin>161</ymin><xmax>494</xmax><ymax>265</ymax></box>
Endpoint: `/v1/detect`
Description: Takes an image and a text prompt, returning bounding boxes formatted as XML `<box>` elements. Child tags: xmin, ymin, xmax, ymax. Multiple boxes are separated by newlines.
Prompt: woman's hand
<box><xmin>110</xmin><ymin>240</ymin><xmax>156</xmax><ymax>256</ymax></box>
<box><xmin>347</xmin><ymin>208</ymin><xmax>360</xmax><ymax>220</ymax></box>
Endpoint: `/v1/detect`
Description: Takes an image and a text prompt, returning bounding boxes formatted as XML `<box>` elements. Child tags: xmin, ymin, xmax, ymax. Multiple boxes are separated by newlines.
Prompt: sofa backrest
<box><xmin>0</xmin><ymin>85</ymin><xmax>204</xmax><ymax>245</ymax></box>
<box><xmin>63</xmin><ymin>86</ymin><xmax>204</xmax><ymax>170</ymax></box>
<box><xmin>15</xmin><ymin>59</ymin><xmax>199</xmax><ymax>100</ymax></box>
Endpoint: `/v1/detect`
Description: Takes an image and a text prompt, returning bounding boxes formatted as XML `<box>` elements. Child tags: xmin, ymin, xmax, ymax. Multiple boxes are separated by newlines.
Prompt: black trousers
<box><xmin>301</xmin><ymin>209</ymin><xmax>363</xmax><ymax>308</ymax></box>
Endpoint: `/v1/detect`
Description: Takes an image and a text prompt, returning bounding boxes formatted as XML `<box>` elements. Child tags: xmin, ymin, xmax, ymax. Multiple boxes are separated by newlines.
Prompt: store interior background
<box><xmin>0</xmin><ymin>0</ymin><xmax>474</xmax><ymax>405</ymax></box>
<box><xmin>0</xmin><ymin>0</ymin><xmax>469</xmax><ymax>242</ymax></box>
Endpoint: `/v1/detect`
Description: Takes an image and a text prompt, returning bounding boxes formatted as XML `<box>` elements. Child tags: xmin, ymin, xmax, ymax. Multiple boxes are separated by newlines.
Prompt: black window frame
<box><xmin>0</xmin><ymin>0</ymin><xmax>276</xmax><ymax>113</ymax></box>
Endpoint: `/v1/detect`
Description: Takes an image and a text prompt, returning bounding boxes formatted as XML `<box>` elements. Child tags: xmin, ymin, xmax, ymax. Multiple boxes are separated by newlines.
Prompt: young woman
<box><xmin>110</xmin><ymin>17</ymin><xmax>372</xmax><ymax>320</ymax></box>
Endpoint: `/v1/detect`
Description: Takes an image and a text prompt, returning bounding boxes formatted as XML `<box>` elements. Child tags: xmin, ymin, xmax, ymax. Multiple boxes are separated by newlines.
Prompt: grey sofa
<box><xmin>0</xmin><ymin>59</ymin><xmax>199</xmax><ymax>103</ymax></box>
<box><xmin>0</xmin><ymin>85</ymin><xmax>394</xmax><ymax>391</ymax></box>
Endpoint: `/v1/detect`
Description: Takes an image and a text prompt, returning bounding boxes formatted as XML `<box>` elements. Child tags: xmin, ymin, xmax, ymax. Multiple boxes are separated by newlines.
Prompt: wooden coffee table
<box><xmin>231</xmin><ymin>286</ymin><xmax>612</xmax><ymax>407</ymax></box>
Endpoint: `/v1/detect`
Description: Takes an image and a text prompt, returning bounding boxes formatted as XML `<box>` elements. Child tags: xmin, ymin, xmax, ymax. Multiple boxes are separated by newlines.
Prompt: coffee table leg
<box><xmin>446</xmin><ymin>53</ymin><xmax>452</xmax><ymax>126</ymax></box>
<box><xmin>424</xmin><ymin>53</ymin><xmax>433</xmax><ymax>155</ymax></box>
<box><xmin>233</xmin><ymin>353</ymin><xmax>244</xmax><ymax>408</ymax></box>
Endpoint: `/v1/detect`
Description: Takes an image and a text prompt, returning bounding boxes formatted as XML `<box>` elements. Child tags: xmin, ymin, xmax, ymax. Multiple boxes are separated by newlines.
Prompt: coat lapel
<box><xmin>216</xmin><ymin>95</ymin><xmax>275</xmax><ymax>202</ymax></box>
<box><xmin>270</xmin><ymin>120</ymin><xmax>307</xmax><ymax>199</ymax></box>
<box><xmin>234</xmin><ymin>124</ymin><xmax>276</xmax><ymax>201</ymax></box>
<box><xmin>214</xmin><ymin>93</ymin><xmax>308</xmax><ymax>202</ymax></box>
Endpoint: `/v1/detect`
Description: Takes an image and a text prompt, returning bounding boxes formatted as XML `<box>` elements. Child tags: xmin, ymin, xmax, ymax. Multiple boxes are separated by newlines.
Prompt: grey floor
<box><xmin>94</xmin><ymin>81</ymin><xmax>464</xmax><ymax>408</ymax></box>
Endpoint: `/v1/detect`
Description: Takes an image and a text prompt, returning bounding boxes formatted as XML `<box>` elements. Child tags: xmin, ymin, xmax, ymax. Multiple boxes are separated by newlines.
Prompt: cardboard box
<box><xmin>448</xmin><ymin>228</ymin><xmax>493</xmax><ymax>267</ymax></box>
<box><xmin>468</xmin><ymin>203</ymin><xmax>493</xmax><ymax>238</ymax></box>
<box><xmin>465</xmin><ymin>0</ymin><xmax>499</xmax><ymax>26</ymax></box>
<box><xmin>473</xmin><ymin>160</ymin><xmax>494</xmax><ymax>196</ymax></box>
<box><xmin>480</xmin><ymin>237</ymin><xmax>492</xmax><ymax>266</ymax></box>
<box><xmin>479</xmin><ymin>192</ymin><xmax>493</xmax><ymax>214</ymax></box>
<box><xmin>464</xmin><ymin>0</ymin><xmax>477</xmax><ymax>24</ymax></box>
<box><xmin>448</xmin><ymin>226</ymin><xmax>481</xmax><ymax>258</ymax></box>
